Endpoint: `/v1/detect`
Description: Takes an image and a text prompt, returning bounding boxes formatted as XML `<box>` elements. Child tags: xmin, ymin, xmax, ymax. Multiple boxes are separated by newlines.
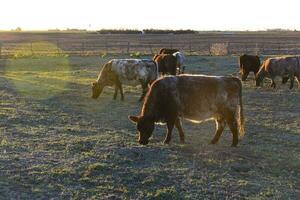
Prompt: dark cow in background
<box><xmin>239</xmin><ymin>54</ymin><xmax>261</xmax><ymax>81</ymax></box>
<box><xmin>92</xmin><ymin>59</ymin><xmax>158</xmax><ymax>101</ymax></box>
<box><xmin>129</xmin><ymin>74</ymin><xmax>245</xmax><ymax>147</ymax></box>
<box><xmin>159</xmin><ymin>48</ymin><xmax>179</xmax><ymax>54</ymax></box>
<box><xmin>256</xmin><ymin>56</ymin><xmax>300</xmax><ymax>89</ymax></box>
<box><xmin>153</xmin><ymin>54</ymin><xmax>177</xmax><ymax>75</ymax></box>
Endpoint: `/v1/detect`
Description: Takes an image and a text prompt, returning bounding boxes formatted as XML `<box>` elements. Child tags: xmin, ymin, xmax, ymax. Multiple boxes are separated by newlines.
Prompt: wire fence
<box><xmin>1</xmin><ymin>33</ymin><xmax>300</xmax><ymax>58</ymax></box>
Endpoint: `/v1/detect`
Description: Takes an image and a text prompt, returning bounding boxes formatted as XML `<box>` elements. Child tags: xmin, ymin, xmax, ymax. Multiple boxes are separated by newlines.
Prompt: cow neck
<box><xmin>141</xmin><ymin>92</ymin><xmax>158</xmax><ymax>122</ymax></box>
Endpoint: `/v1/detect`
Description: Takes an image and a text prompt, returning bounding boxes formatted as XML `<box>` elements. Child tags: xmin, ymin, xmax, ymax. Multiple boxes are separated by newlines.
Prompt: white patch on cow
<box><xmin>155</xmin><ymin>122</ymin><xmax>166</xmax><ymax>125</ymax></box>
<box><xmin>173</xmin><ymin>52</ymin><xmax>185</xmax><ymax>65</ymax></box>
<box><xmin>109</xmin><ymin>59</ymin><xmax>157</xmax><ymax>86</ymax></box>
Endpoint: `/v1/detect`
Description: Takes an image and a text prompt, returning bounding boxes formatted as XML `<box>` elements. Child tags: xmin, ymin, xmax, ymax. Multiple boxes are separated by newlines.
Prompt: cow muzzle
<box><xmin>139</xmin><ymin>140</ymin><xmax>149</xmax><ymax>145</ymax></box>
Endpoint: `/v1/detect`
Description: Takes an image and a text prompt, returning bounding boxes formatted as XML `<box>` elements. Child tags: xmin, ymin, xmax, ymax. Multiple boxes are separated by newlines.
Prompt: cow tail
<box><xmin>239</xmin><ymin>56</ymin><xmax>242</xmax><ymax>72</ymax></box>
<box><xmin>237</xmin><ymin>79</ymin><xmax>245</xmax><ymax>138</ymax></box>
<box><xmin>152</xmin><ymin>60</ymin><xmax>159</xmax><ymax>80</ymax></box>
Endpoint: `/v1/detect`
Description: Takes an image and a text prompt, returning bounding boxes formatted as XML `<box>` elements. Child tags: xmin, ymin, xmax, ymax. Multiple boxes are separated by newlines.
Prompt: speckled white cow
<box><xmin>92</xmin><ymin>59</ymin><xmax>158</xmax><ymax>101</ymax></box>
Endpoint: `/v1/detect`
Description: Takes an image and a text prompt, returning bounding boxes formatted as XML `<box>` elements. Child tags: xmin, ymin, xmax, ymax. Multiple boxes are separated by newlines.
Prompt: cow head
<box><xmin>255</xmin><ymin>71</ymin><xmax>264</xmax><ymax>87</ymax></box>
<box><xmin>128</xmin><ymin>115</ymin><xmax>154</xmax><ymax>145</ymax></box>
<box><xmin>152</xmin><ymin>54</ymin><xmax>159</xmax><ymax>61</ymax></box>
<box><xmin>91</xmin><ymin>62</ymin><xmax>116</xmax><ymax>99</ymax></box>
<box><xmin>91</xmin><ymin>81</ymin><xmax>103</xmax><ymax>99</ymax></box>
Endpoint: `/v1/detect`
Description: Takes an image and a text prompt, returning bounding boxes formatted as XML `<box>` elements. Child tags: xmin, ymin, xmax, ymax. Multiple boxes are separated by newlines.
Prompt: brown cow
<box><xmin>256</xmin><ymin>56</ymin><xmax>300</xmax><ymax>89</ymax></box>
<box><xmin>153</xmin><ymin>54</ymin><xmax>177</xmax><ymax>75</ymax></box>
<box><xmin>129</xmin><ymin>74</ymin><xmax>245</xmax><ymax>147</ymax></box>
<box><xmin>92</xmin><ymin>59</ymin><xmax>158</xmax><ymax>101</ymax></box>
<box><xmin>159</xmin><ymin>48</ymin><xmax>179</xmax><ymax>54</ymax></box>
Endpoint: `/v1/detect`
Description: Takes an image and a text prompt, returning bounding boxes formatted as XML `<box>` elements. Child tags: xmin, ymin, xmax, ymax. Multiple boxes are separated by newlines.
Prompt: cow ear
<box><xmin>128</xmin><ymin>115</ymin><xmax>139</xmax><ymax>123</ymax></box>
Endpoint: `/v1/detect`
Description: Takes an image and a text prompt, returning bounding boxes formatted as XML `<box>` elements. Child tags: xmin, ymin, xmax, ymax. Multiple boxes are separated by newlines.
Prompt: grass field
<box><xmin>0</xmin><ymin>55</ymin><xmax>299</xmax><ymax>199</ymax></box>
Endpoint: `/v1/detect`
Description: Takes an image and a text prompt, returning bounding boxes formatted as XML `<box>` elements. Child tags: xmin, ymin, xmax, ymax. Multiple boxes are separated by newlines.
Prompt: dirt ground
<box><xmin>0</xmin><ymin>55</ymin><xmax>299</xmax><ymax>199</ymax></box>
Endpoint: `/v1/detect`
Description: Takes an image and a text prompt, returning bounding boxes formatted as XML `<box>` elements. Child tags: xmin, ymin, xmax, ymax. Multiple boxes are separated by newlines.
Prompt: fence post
<box><xmin>149</xmin><ymin>44</ymin><xmax>153</xmax><ymax>55</ymax></box>
<box><xmin>0</xmin><ymin>42</ymin><xmax>2</xmax><ymax>59</ymax></box>
<box><xmin>56</xmin><ymin>40</ymin><xmax>60</xmax><ymax>55</ymax></box>
<box><xmin>105</xmin><ymin>41</ymin><xmax>108</xmax><ymax>54</ymax></box>
<box><xmin>82</xmin><ymin>42</ymin><xmax>85</xmax><ymax>55</ymax></box>
<box><xmin>30</xmin><ymin>42</ymin><xmax>33</xmax><ymax>56</ymax></box>
<box><xmin>255</xmin><ymin>43</ymin><xmax>259</xmax><ymax>55</ymax></box>
<box><xmin>227</xmin><ymin>42</ymin><xmax>230</xmax><ymax>55</ymax></box>
<box><xmin>208</xmin><ymin>43</ymin><xmax>212</xmax><ymax>56</ymax></box>
<box><xmin>127</xmin><ymin>42</ymin><xmax>130</xmax><ymax>54</ymax></box>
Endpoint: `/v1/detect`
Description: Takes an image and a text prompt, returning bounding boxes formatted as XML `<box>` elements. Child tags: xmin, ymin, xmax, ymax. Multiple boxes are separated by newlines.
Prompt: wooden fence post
<box><xmin>227</xmin><ymin>42</ymin><xmax>230</xmax><ymax>55</ymax></box>
<box><xmin>105</xmin><ymin>41</ymin><xmax>108</xmax><ymax>54</ymax></box>
<box><xmin>255</xmin><ymin>43</ymin><xmax>259</xmax><ymax>55</ymax></box>
<box><xmin>82</xmin><ymin>42</ymin><xmax>85</xmax><ymax>55</ymax></box>
<box><xmin>0</xmin><ymin>42</ymin><xmax>2</xmax><ymax>59</ymax></box>
<box><xmin>30</xmin><ymin>42</ymin><xmax>33</xmax><ymax>56</ymax></box>
<box><xmin>127</xmin><ymin>42</ymin><xmax>130</xmax><ymax>54</ymax></box>
<box><xmin>149</xmin><ymin>44</ymin><xmax>153</xmax><ymax>55</ymax></box>
<box><xmin>56</xmin><ymin>40</ymin><xmax>60</xmax><ymax>55</ymax></box>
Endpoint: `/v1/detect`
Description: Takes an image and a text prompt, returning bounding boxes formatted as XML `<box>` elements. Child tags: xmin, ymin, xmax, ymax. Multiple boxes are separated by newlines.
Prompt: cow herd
<box><xmin>92</xmin><ymin>49</ymin><xmax>300</xmax><ymax>147</ymax></box>
<box><xmin>239</xmin><ymin>54</ymin><xmax>300</xmax><ymax>89</ymax></box>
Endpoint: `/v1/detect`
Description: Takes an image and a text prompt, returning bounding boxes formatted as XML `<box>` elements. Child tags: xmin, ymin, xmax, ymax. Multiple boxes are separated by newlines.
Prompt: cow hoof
<box><xmin>210</xmin><ymin>139</ymin><xmax>218</xmax><ymax>144</ymax></box>
<box><xmin>163</xmin><ymin>140</ymin><xmax>170</xmax><ymax>144</ymax></box>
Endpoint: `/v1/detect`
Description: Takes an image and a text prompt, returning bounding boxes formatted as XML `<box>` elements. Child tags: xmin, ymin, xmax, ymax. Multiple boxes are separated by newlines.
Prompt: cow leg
<box><xmin>225</xmin><ymin>110</ymin><xmax>239</xmax><ymax>147</ymax></box>
<box><xmin>282</xmin><ymin>76</ymin><xmax>289</xmax><ymax>84</ymax></box>
<box><xmin>163</xmin><ymin>118</ymin><xmax>176</xmax><ymax>144</ymax></box>
<box><xmin>295</xmin><ymin>74</ymin><xmax>300</xmax><ymax>88</ymax></box>
<box><xmin>289</xmin><ymin>76</ymin><xmax>295</xmax><ymax>89</ymax></box>
<box><xmin>211</xmin><ymin>119</ymin><xmax>226</xmax><ymax>144</ymax></box>
<box><xmin>139</xmin><ymin>81</ymin><xmax>148</xmax><ymax>102</ymax></box>
<box><xmin>174</xmin><ymin>117</ymin><xmax>185</xmax><ymax>143</ymax></box>
<box><xmin>271</xmin><ymin>78</ymin><xmax>276</xmax><ymax>88</ymax></box>
<box><xmin>113</xmin><ymin>85</ymin><xmax>118</xmax><ymax>100</ymax></box>
<box><xmin>181</xmin><ymin>66</ymin><xmax>185</xmax><ymax>74</ymax></box>
<box><xmin>116</xmin><ymin>81</ymin><xmax>124</xmax><ymax>101</ymax></box>
<box><xmin>242</xmin><ymin>71</ymin><xmax>249</xmax><ymax>81</ymax></box>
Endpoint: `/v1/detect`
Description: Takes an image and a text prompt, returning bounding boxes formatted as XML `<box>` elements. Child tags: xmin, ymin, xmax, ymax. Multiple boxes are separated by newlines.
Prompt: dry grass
<box><xmin>0</xmin><ymin>55</ymin><xmax>299</xmax><ymax>199</ymax></box>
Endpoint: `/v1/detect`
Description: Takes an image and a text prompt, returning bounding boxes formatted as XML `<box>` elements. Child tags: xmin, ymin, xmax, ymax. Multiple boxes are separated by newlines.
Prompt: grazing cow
<box><xmin>159</xmin><ymin>48</ymin><xmax>179</xmax><ymax>54</ymax></box>
<box><xmin>92</xmin><ymin>59</ymin><xmax>158</xmax><ymax>101</ymax></box>
<box><xmin>129</xmin><ymin>74</ymin><xmax>245</xmax><ymax>147</ymax></box>
<box><xmin>153</xmin><ymin>54</ymin><xmax>177</xmax><ymax>75</ymax></box>
<box><xmin>173</xmin><ymin>51</ymin><xmax>186</xmax><ymax>74</ymax></box>
<box><xmin>239</xmin><ymin>54</ymin><xmax>261</xmax><ymax>81</ymax></box>
<box><xmin>256</xmin><ymin>56</ymin><xmax>300</xmax><ymax>89</ymax></box>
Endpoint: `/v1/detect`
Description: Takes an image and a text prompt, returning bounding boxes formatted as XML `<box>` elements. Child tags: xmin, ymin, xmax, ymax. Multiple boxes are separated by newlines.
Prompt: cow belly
<box><xmin>180</xmin><ymin>109</ymin><xmax>217</xmax><ymax>123</ymax></box>
<box><xmin>119</xmin><ymin>78</ymin><xmax>140</xmax><ymax>86</ymax></box>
